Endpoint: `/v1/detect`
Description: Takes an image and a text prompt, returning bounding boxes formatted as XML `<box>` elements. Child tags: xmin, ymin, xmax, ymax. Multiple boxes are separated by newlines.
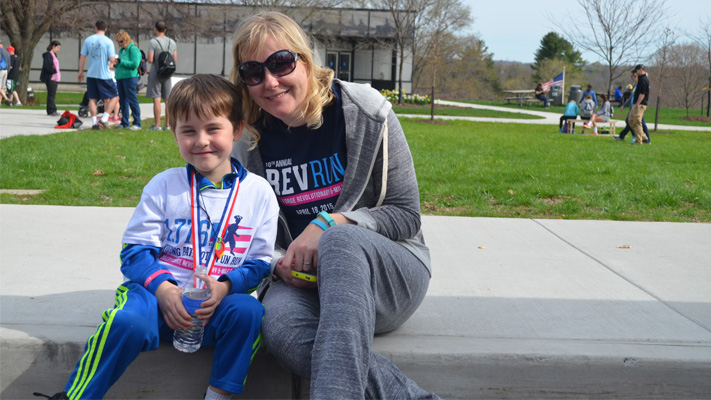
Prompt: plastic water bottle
<box><xmin>173</xmin><ymin>268</ymin><xmax>211</xmax><ymax>353</ymax></box>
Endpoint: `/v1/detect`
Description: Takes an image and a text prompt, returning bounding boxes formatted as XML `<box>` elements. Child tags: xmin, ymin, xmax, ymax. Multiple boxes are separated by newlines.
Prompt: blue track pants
<box><xmin>64</xmin><ymin>281</ymin><xmax>264</xmax><ymax>398</ymax></box>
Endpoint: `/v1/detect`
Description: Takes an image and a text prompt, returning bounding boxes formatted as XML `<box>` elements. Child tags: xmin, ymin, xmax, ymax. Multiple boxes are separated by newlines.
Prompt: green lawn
<box><xmin>1</xmin><ymin>120</ymin><xmax>709</xmax><ymax>222</ymax></box>
<box><xmin>462</xmin><ymin>100</ymin><xmax>711</xmax><ymax>127</ymax></box>
<box><xmin>404</xmin><ymin>118</ymin><xmax>710</xmax><ymax>222</ymax></box>
<box><xmin>392</xmin><ymin>105</ymin><xmax>543</xmax><ymax>119</ymax></box>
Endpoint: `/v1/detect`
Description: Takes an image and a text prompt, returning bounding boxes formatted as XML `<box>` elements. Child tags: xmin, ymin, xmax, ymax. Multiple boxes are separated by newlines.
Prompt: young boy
<box><xmin>36</xmin><ymin>75</ymin><xmax>280</xmax><ymax>400</ymax></box>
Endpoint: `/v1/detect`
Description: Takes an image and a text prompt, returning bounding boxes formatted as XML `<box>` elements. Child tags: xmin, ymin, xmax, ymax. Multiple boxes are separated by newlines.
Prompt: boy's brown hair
<box><xmin>167</xmin><ymin>74</ymin><xmax>243</xmax><ymax>131</ymax></box>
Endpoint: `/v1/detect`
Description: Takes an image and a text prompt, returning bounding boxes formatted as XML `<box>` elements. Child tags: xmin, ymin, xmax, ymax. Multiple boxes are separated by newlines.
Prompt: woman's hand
<box><xmin>282</xmin><ymin>222</ymin><xmax>324</xmax><ymax>275</ymax></box>
<box><xmin>274</xmin><ymin>257</ymin><xmax>317</xmax><ymax>289</ymax></box>
<box><xmin>193</xmin><ymin>273</ymin><xmax>231</xmax><ymax>324</ymax></box>
<box><xmin>155</xmin><ymin>281</ymin><xmax>192</xmax><ymax>330</ymax></box>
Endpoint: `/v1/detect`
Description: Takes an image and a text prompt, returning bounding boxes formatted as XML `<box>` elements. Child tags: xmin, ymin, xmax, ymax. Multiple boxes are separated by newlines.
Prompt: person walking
<box><xmin>230</xmin><ymin>11</ymin><xmax>439</xmax><ymax>399</ymax></box>
<box><xmin>40</xmin><ymin>40</ymin><xmax>62</xmax><ymax>116</ymax></box>
<box><xmin>628</xmin><ymin>64</ymin><xmax>650</xmax><ymax>145</ymax></box>
<box><xmin>146</xmin><ymin>20</ymin><xmax>177</xmax><ymax>131</ymax></box>
<box><xmin>78</xmin><ymin>20</ymin><xmax>119</xmax><ymax>130</ymax></box>
<box><xmin>113</xmin><ymin>31</ymin><xmax>142</xmax><ymax>130</ymax></box>
<box><xmin>5</xmin><ymin>45</ymin><xmax>21</xmax><ymax>106</ymax></box>
<box><xmin>0</xmin><ymin>40</ymin><xmax>11</xmax><ymax>105</ymax></box>
<box><xmin>615</xmin><ymin>71</ymin><xmax>650</xmax><ymax>143</ymax></box>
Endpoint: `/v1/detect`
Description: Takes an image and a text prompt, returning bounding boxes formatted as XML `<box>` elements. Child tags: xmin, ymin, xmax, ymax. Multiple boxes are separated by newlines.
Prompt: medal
<box><xmin>214</xmin><ymin>237</ymin><xmax>225</xmax><ymax>259</ymax></box>
<box><xmin>190</xmin><ymin>169</ymin><xmax>240</xmax><ymax>288</ymax></box>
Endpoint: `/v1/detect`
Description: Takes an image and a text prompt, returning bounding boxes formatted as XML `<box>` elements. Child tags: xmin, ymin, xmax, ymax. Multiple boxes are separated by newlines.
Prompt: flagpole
<box><xmin>562</xmin><ymin>67</ymin><xmax>566</xmax><ymax>103</ymax></box>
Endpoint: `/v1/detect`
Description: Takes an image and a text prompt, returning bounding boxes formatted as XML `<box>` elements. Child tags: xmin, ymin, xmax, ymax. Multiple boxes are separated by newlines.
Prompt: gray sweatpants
<box><xmin>261</xmin><ymin>224</ymin><xmax>439</xmax><ymax>399</ymax></box>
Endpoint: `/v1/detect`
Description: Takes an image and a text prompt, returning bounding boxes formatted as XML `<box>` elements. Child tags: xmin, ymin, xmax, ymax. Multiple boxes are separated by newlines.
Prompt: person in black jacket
<box><xmin>40</xmin><ymin>41</ymin><xmax>61</xmax><ymax>116</ymax></box>
<box><xmin>628</xmin><ymin>64</ymin><xmax>650</xmax><ymax>144</ymax></box>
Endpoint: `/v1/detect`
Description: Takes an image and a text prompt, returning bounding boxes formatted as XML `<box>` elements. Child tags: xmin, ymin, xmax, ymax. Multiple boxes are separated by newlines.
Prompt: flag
<box><xmin>541</xmin><ymin>72</ymin><xmax>564</xmax><ymax>92</ymax></box>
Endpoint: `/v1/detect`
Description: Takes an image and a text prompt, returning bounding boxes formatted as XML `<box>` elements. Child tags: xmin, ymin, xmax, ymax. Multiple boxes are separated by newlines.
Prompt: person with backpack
<box><xmin>114</xmin><ymin>31</ymin><xmax>142</xmax><ymax>130</ymax></box>
<box><xmin>146</xmin><ymin>20</ymin><xmax>177</xmax><ymax>131</ymax></box>
<box><xmin>579</xmin><ymin>94</ymin><xmax>595</xmax><ymax>127</ymax></box>
<box><xmin>0</xmin><ymin>40</ymin><xmax>11</xmax><ymax>105</ymax></box>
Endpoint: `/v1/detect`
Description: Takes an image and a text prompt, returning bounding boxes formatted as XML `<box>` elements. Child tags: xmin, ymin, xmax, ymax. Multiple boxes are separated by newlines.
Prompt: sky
<box><xmin>460</xmin><ymin>0</ymin><xmax>710</xmax><ymax>64</ymax></box>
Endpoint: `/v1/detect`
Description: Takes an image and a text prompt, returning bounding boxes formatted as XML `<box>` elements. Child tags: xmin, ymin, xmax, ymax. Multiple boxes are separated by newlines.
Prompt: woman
<box><xmin>559</xmin><ymin>99</ymin><xmax>579</xmax><ymax>133</ymax></box>
<box><xmin>113</xmin><ymin>31</ymin><xmax>141</xmax><ymax>130</ymax></box>
<box><xmin>230</xmin><ymin>12</ymin><xmax>438</xmax><ymax>399</ymax></box>
<box><xmin>40</xmin><ymin>41</ymin><xmax>61</xmax><ymax>116</ymax></box>
<box><xmin>584</xmin><ymin>93</ymin><xmax>612</xmax><ymax>135</ymax></box>
<box><xmin>534</xmin><ymin>82</ymin><xmax>550</xmax><ymax>108</ymax></box>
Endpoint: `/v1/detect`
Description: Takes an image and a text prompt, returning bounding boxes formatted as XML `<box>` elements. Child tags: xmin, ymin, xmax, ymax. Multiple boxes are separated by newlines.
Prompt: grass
<box><xmin>1</xmin><ymin>121</ymin><xmax>709</xmax><ymax>222</ymax></box>
<box><xmin>404</xmin><ymin>118</ymin><xmax>710</xmax><ymax>222</ymax></box>
<box><xmin>463</xmin><ymin>100</ymin><xmax>711</xmax><ymax>127</ymax></box>
<box><xmin>0</xmin><ymin>129</ymin><xmax>182</xmax><ymax>207</ymax></box>
<box><xmin>392</xmin><ymin>104</ymin><xmax>543</xmax><ymax>119</ymax></box>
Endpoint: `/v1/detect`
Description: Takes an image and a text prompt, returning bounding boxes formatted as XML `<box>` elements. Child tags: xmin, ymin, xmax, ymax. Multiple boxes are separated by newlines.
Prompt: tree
<box><xmin>0</xmin><ymin>0</ymin><xmax>92</xmax><ymax>103</ymax></box>
<box><xmin>648</xmin><ymin>27</ymin><xmax>676</xmax><ymax>131</ymax></box>
<box><xmin>667</xmin><ymin>43</ymin><xmax>706</xmax><ymax>116</ymax></box>
<box><xmin>554</xmin><ymin>0</ymin><xmax>670</xmax><ymax>97</ymax></box>
<box><xmin>534</xmin><ymin>58</ymin><xmax>584</xmax><ymax>94</ymax></box>
<box><xmin>687</xmin><ymin>16</ymin><xmax>711</xmax><ymax>117</ymax></box>
<box><xmin>532</xmin><ymin>31</ymin><xmax>584</xmax><ymax>80</ymax></box>
<box><xmin>371</xmin><ymin>0</ymin><xmax>470</xmax><ymax>103</ymax></box>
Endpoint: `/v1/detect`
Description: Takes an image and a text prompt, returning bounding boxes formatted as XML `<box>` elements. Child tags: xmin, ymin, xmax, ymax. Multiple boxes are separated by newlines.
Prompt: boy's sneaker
<box><xmin>613</xmin><ymin>135</ymin><xmax>623</xmax><ymax>141</ymax></box>
<box><xmin>33</xmin><ymin>391</ymin><xmax>68</xmax><ymax>399</ymax></box>
<box><xmin>583</xmin><ymin>124</ymin><xmax>591</xmax><ymax>129</ymax></box>
<box><xmin>5</xmin><ymin>100</ymin><xmax>11</xmax><ymax>106</ymax></box>
<box><xmin>130</xmin><ymin>125</ymin><xmax>141</xmax><ymax>131</ymax></box>
<box><xmin>14</xmin><ymin>102</ymin><xmax>22</xmax><ymax>106</ymax></box>
<box><xmin>147</xmin><ymin>125</ymin><xmax>162</xmax><ymax>131</ymax></box>
<box><xmin>108</xmin><ymin>116</ymin><xmax>121</xmax><ymax>123</ymax></box>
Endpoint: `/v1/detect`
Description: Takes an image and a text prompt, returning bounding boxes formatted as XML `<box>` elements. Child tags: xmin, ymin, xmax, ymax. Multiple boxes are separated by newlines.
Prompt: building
<box><xmin>10</xmin><ymin>2</ymin><xmax>414</xmax><ymax>92</ymax></box>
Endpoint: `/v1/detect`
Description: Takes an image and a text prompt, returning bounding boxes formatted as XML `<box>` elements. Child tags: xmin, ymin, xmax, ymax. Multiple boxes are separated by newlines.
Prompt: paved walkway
<box><xmin>0</xmin><ymin>103</ymin><xmax>159</xmax><ymax>139</ymax></box>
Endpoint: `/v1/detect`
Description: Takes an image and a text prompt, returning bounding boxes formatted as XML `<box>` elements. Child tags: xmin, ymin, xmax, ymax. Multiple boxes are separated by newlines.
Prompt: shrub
<box><xmin>380</xmin><ymin>89</ymin><xmax>431</xmax><ymax>105</ymax></box>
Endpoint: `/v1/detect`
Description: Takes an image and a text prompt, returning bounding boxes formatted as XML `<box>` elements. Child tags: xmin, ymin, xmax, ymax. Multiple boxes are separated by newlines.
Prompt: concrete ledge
<box><xmin>2</xmin><ymin>205</ymin><xmax>711</xmax><ymax>398</ymax></box>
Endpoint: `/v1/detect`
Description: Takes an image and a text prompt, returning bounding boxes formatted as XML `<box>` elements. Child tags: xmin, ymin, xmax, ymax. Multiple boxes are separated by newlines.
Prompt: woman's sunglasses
<box><xmin>238</xmin><ymin>49</ymin><xmax>299</xmax><ymax>86</ymax></box>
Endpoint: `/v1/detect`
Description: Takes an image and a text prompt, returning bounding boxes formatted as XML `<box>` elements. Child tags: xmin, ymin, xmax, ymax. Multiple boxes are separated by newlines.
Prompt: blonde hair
<box><xmin>167</xmin><ymin>74</ymin><xmax>244</xmax><ymax>131</ymax></box>
<box><xmin>229</xmin><ymin>12</ymin><xmax>334</xmax><ymax>145</ymax></box>
<box><xmin>115</xmin><ymin>31</ymin><xmax>133</xmax><ymax>46</ymax></box>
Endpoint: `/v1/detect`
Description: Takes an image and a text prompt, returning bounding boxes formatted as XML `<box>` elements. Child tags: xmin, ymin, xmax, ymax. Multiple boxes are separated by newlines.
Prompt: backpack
<box><xmin>155</xmin><ymin>39</ymin><xmax>176</xmax><ymax>80</ymax></box>
<box><xmin>137</xmin><ymin>49</ymin><xmax>148</xmax><ymax>76</ymax></box>
<box><xmin>0</xmin><ymin>55</ymin><xmax>6</xmax><ymax>70</ymax></box>
<box><xmin>581</xmin><ymin>100</ymin><xmax>594</xmax><ymax>118</ymax></box>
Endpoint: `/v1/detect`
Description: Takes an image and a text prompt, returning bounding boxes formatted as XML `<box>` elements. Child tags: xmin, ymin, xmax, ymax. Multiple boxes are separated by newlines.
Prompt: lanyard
<box><xmin>189</xmin><ymin>169</ymin><xmax>240</xmax><ymax>288</ymax></box>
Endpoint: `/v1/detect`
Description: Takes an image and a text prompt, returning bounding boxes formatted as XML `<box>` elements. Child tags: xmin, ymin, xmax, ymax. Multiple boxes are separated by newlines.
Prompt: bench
<box><xmin>567</xmin><ymin>119</ymin><xmax>616</xmax><ymax>135</ymax></box>
<box><xmin>505</xmin><ymin>96</ymin><xmax>533</xmax><ymax>104</ymax></box>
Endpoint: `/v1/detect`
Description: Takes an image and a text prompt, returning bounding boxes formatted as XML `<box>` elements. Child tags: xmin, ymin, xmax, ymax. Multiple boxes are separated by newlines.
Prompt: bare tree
<box><xmin>667</xmin><ymin>43</ymin><xmax>706</xmax><ymax>116</ymax></box>
<box><xmin>649</xmin><ymin>27</ymin><xmax>676</xmax><ymax>131</ymax></box>
<box><xmin>554</xmin><ymin>0</ymin><xmax>670</xmax><ymax>98</ymax></box>
<box><xmin>0</xmin><ymin>0</ymin><xmax>94</xmax><ymax>103</ymax></box>
<box><xmin>687</xmin><ymin>16</ymin><xmax>711</xmax><ymax>117</ymax></box>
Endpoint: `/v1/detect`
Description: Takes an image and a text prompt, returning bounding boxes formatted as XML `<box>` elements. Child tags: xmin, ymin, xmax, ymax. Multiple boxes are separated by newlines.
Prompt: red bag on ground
<box><xmin>55</xmin><ymin>110</ymin><xmax>83</xmax><ymax>129</ymax></box>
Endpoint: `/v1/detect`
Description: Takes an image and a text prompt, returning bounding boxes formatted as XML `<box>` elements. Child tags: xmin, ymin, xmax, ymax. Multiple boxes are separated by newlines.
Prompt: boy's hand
<box><xmin>193</xmin><ymin>273</ymin><xmax>230</xmax><ymax>324</ymax></box>
<box><xmin>155</xmin><ymin>281</ymin><xmax>192</xmax><ymax>330</ymax></box>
